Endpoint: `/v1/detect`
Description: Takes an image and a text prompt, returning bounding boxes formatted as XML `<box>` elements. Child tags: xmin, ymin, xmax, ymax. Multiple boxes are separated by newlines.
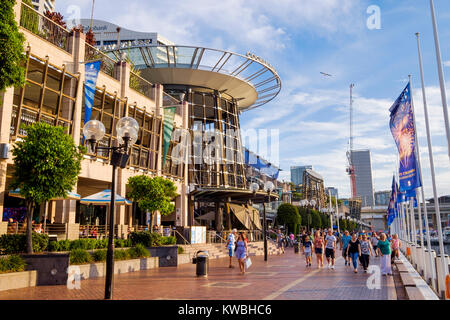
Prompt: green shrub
<box><xmin>161</xmin><ymin>236</ymin><xmax>176</xmax><ymax>245</ymax></box>
<box><xmin>69</xmin><ymin>249</ymin><xmax>92</xmax><ymax>265</ymax></box>
<box><xmin>0</xmin><ymin>255</ymin><xmax>27</xmax><ymax>273</ymax></box>
<box><xmin>114</xmin><ymin>239</ymin><xmax>125</xmax><ymax>248</ymax></box>
<box><xmin>127</xmin><ymin>244</ymin><xmax>150</xmax><ymax>259</ymax></box>
<box><xmin>0</xmin><ymin>233</ymin><xmax>48</xmax><ymax>254</ymax></box>
<box><xmin>114</xmin><ymin>249</ymin><xmax>130</xmax><ymax>261</ymax></box>
<box><xmin>177</xmin><ymin>246</ymin><xmax>184</xmax><ymax>254</ymax></box>
<box><xmin>130</xmin><ymin>231</ymin><xmax>161</xmax><ymax>247</ymax></box>
<box><xmin>95</xmin><ymin>239</ymin><xmax>108</xmax><ymax>249</ymax></box>
<box><xmin>47</xmin><ymin>241</ymin><xmax>60</xmax><ymax>252</ymax></box>
<box><xmin>91</xmin><ymin>249</ymin><xmax>107</xmax><ymax>262</ymax></box>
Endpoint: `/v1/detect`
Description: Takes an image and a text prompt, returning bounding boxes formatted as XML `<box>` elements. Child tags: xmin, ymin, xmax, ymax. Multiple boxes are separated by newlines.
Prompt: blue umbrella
<box><xmin>80</xmin><ymin>189</ymin><xmax>132</xmax><ymax>205</ymax></box>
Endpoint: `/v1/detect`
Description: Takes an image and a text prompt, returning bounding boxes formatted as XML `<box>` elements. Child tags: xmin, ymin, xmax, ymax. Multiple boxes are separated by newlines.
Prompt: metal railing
<box><xmin>85</xmin><ymin>43</ymin><xmax>117</xmax><ymax>78</ymax></box>
<box><xmin>20</xmin><ymin>2</ymin><xmax>71</xmax><ymax>53</ymax></box>
<box><xmin>79</xmin><ymin>225</ymin><xmax>107</xmax><ymax>239</ymax></box>
<box><xmin>129</xmin><ymin>71</ymin><xmax>154</xmax><ymax>100</ymax></box>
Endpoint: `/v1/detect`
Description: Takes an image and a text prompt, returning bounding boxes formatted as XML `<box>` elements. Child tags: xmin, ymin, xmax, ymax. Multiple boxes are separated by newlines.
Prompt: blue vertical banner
<box><xmin>387</xmin><ymin>175</ymin><xmax>397</xmax><ymax>226</ymax></box>
<box><xmin>84</xmin><ymin>61</ymin><xmax>101</xmax><ymax>124</ymax></box>
<box><xmin>389</xmin><ymin>82</ymin><xmax>422</xmax><ymax>191</ymax></box>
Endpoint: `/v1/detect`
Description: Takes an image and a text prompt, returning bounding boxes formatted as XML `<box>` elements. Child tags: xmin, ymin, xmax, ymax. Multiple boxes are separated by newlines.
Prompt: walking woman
<box><xmin>377</xmin><ymin>233</ymin><xmax>392</xmax><ymax>276</ymax></box>
<box><xmin>360</xmin><ymin>234</ymin><xmax>373</xmax><ymax>272</ymax></box>
<box><xmin>235</xmin><ymin>232</ymin><xmax>248</xmax><ymax>275</ymax></box>
<box><xmin>346</xmin><ymin>233</ymin><xmax>361</xmax><ymax>273</ymax></box>
<box><xmin>314</xmin><ymin>231</ymin><xmax>324</xmax><ymax>268</ymax></box>
<box><xmin>390</xmin><ymin>233</ymin><xmax>401</xmax><ymax>264</ymax></box>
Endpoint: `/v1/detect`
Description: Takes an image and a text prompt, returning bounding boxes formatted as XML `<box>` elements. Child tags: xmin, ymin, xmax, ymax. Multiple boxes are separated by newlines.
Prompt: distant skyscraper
<box><xmin>325</xmin><ymin>187</ymin><xmax>339</xmax><ymax>199</ymax></box>
<box><xmin>374</xmin><ymin>190</ymin><xmax>391</xmax><ymax>206</ymax></box>
<box><xmin>290</xmin><ymin>165</ymin><xmax>312</xmax><ymax>185</ymax></box>
<box><xmin>31</xmin><ymin>0</ymin><xmax>55</xmax><ymax>13</ymax></box>
<box><xmin>350</xmin><ymin>150</ymin><xmax>375</xmax><ymax>207</ymax></box>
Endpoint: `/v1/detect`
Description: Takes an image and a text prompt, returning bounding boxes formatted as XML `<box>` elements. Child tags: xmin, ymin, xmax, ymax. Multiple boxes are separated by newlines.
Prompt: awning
<box><xmin>80</xmin><ymin>189</ymin><xmax>132</xmax><ymax>205</ymax></box>
<box><xmin>8</xmin><ymin>189</ymin><xmax>81</xmax><ymax>200</ymax></box>
<box><xmin>196</xmin><ymin>211</ymin><xmax>216</xmax><ymax>221</ymax></box>
<box><xmin>229</xmin><ymin>203</ymin><xmax>262</xmax><ymax>230</ymax></box>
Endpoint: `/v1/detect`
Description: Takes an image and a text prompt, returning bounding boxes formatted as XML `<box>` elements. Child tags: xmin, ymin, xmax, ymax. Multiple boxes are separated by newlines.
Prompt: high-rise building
<box><xmin>290</xmin><ymin>165</ymin><xmax>312</xmax><ymax>186</ymax></box>
<box><xmin>31</xmin><ymin>0</ymin><xmax>55</xmax><ymax>13</ymax></box>
<box><xmin>350</xmin><ymin>150</ymin><xmax>375</xmax><ymax>207</ymax></box>
<box><xmin>325</xmin><ymin>187</ymin><xmax>339</xmax><ymax>199</ymax></box>
<box><xmin>374</xmin><ymin>190</ymin><xmax>390</xmax><ymax>207</ymax></box>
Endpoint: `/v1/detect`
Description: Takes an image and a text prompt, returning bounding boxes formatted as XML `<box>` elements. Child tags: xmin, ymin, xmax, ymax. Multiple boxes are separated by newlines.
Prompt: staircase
<box><xmin>178</xmin><ymin>241</ymin><xmax>282</xmax><ymax>261</ymax></box>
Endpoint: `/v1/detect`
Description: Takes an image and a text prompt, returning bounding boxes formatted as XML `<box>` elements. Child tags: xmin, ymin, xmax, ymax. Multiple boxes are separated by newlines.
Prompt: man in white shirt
<box><xmin>226</xmin><ymin>229</ymin><xmax>237</xmax><ymax>268</ymax></box>
<box><xmin>325</xmin><ymin>229</ymin><xmax>337</xmax><ymax>269</ymax></box>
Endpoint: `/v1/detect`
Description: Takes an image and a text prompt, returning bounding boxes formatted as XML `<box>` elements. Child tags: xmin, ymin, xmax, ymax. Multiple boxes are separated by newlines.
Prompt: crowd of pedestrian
<box><xmin>225</xmin><ymin>226</ymin><xmax>402</xmax><ymax>277</ymax></box>
<box><xmin>270</xmin><ymin>227</ymin><xmax>401</xmax><ymax>276</ymax></box>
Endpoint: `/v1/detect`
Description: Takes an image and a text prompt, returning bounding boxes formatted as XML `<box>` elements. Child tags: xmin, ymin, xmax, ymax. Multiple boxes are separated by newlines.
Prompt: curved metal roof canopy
<box><xmin>106</xmin><ymin>45</ymin><xmax>281</xmax><ymax>111</ymax></box>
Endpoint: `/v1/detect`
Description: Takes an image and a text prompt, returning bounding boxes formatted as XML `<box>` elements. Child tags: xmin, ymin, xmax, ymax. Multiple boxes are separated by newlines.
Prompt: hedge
<box><xmin>0</xmin><ymin>233</ymin><xmax>49</xmax><ymax>254</ymax></box>
<box><xmin>0</xmin><ymin>255</ymin><xmax>27</xmax><ymax>273</ymax></box>
<box><xmin>127</xmin><ymin>244</ymin><xmax>150</xmax><ymax>259</ymax></box>
<box><xmin>69</xmin><ymin>248</ymin><xmax>92</xmax><ymax>264</ymax></box>
<box><xmin>130</xmin><ymin>231</ymin><xmax>162</xmax><ymax>247</ymax></box>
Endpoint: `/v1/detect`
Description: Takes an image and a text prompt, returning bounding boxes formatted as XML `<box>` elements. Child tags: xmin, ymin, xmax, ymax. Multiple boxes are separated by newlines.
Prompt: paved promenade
<box><xmin>0</xmin><ymin>249</ymin><xmax>396</xmax><ymax>300</ymax></box>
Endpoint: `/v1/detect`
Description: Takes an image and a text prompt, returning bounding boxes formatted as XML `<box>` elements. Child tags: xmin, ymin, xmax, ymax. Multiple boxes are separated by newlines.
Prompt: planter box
<box><xmin>69</xmin><ymin>257</ymin><xmax>159</xmax><ymax>280</ymax></box>
<box><xmin>148</xmin><ymin>246</ymin><xmax>178</xmax><ymax>267</ymax></box>
<box><xmin>0</xmin><ymin>270</ymin><xmax>37</xmax><ymax>291</ymax></box>
<box><xmin>177</xmin><ymin>253</ymin><xmax>191</xmax><ymax>265</ymax></box>
<box><xmin>22</xmin><ymin>253</ymin><xmax>69</xmax><ymax>286</ymax></box>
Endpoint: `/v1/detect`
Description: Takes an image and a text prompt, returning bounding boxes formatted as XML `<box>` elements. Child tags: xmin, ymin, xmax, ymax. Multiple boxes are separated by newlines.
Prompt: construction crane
<box><xmin>346</xmin><ymin>83</ymin><xmax>357</xmax><ymax>198</ymax></box>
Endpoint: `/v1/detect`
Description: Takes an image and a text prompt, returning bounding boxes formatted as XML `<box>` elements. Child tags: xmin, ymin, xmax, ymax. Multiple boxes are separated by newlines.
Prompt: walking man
<box><xmin>325</xmin><ymin>229</ymin><xmax>337</xmax><ymax>269</ymax></box>
<box><xmin>226</xmin><ymin>229</ymin><xmax>237</xmax><ymax>268</ymax></box>
<box><xmin>340</xmin><ymin>230</ymin><xmax>352</xmax><ymax>266</ymax></box>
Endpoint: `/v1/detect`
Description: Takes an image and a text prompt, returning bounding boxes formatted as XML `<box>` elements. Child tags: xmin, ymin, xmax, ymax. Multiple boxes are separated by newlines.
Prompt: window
<box><xmin>11</xmin><ymin>54</ymin><xmax>79</xmax><ymax>139</ymax></box>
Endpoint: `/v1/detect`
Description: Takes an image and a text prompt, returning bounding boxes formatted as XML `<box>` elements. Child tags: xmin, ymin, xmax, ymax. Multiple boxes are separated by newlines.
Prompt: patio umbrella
<box><xmin>80</xmin><ymin>189</ymin><xmax>132</xmax><ymax>205</ymax></box>
<box><xmin>8</xmin><ymin>189</ymin><xmax>81</xmax><ymax>200</ymax></box>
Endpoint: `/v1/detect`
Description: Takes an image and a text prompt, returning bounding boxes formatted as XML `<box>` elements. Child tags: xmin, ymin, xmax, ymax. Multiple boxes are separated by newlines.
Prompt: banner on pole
<box><xmin>163</xmin><ymin>107</ymin><xmax>177</xmax><ymax>166</ymax></box>
<box><xmin>84</xmin><ymin>61</ymin><xmax>101</xmax><ymax>124</ymax></box>
<box><xmin>389</xmin><ymin>82</ymin><xmax>422</xmax><ymax>191</ymax></box>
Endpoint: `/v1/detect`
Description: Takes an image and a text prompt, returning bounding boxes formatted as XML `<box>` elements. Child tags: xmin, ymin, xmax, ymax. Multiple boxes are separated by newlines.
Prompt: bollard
<box><xmin>435</xmin><ymin>254</ymin><xmax>450</xmax><ymax>299</ymax></box>
<box><xmin>415</xmin><ymin>246</ymin><xmax>424</xmax><ymax>275</ymax></box>
<box><xmin>193</xmin><ymin>250</ymin><xmax>209</xmax><ymax>277</ymax></box>
<box><xmin>424</xmin><ymin>248</ymin><xmax>437</xmax><ymax>290</ymax></box>
<box><xmin>410</xmin><ymin>243</ymin><xmax>417</xmax><ymax>269</ymax></box>
<box><xmin>446</xmin><ymin>274</ymin><xmax>450</xmax><ymax>300</ymax></box>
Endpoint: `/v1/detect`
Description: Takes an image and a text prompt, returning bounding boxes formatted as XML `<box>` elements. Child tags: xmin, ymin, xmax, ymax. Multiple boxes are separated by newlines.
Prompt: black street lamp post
<box><xmin>263</xmin><ymin>181</ymin><xmax>274</xmax><ymax>261</ymax></box>
<box><xmin>83</xmin><ymin>117</ymin><xmax>139</xmax><ymax>300</ymax></box>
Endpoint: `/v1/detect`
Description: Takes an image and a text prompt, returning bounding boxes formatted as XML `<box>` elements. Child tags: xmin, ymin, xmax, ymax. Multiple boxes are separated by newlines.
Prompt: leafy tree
<box><xmin>0</xmin><ymin>0</ymin><xmax>27</xmax><ymax>91</ymax></box>
<box><xmin>310</xmin><ymin>209</ymin><xmax>322</xmax><ymax>229</ymax></box>
<box><xmin>339</xmin><ymin>218</ymin><xmax>347</xmax><ymax>231</ymax></box>
<box><xmin>10</xmin><ymin>123</ymin><xmax>85</xmax><ymax>253</ymax></box>
<box><xmin>276</xmin><ymin>203</ymin><xmax>301</xmax><ymax>235</ymax></box>
<box><xmin>127</xmin><ymin>175</ymin><xmax>178</xmax><ymax>230</ymax></box>
<box><xmin>297</xmin><ymin>206</ymin><xmax>308</xmax><ymax>227</ymax></box>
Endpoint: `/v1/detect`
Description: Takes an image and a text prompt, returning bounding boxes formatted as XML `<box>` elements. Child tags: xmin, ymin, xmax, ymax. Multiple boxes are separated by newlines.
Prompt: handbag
<box><xmin>245</xmin><ymin>257</ymin><xmax>252</xmax><ymax>269</ymax></box>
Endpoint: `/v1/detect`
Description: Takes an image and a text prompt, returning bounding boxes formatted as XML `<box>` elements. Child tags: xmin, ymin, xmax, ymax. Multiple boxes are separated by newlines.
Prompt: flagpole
<box><xmin>335</xmin><ymin>196</ymin><xmax>340</xmax><ymax>234</ymax></box>
<box><xmin>415</xmin><ymin>33</ymin><xmax>446</xmax><ymax>288</ymax></box>
<box><xmin>429</xmin><ymin>0</ymin><xmax>450</xmax><ymax>160</ymax></box>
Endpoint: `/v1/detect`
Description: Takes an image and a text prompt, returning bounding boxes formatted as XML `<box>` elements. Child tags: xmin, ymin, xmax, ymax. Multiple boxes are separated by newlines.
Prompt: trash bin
<box><xmin>193</xmin><ymin>250</ymin><xmax>209</xmax><ymax>277</ymax></box>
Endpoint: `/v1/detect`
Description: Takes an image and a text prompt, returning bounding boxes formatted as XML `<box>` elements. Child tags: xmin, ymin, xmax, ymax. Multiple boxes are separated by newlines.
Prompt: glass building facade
<box><xmin>350</xmin><ymin>150</ymin><xmax>375</xmax><ymax>207</ymax></box>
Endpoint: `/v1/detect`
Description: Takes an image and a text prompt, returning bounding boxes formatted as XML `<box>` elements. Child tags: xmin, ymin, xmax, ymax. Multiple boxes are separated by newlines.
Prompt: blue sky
<box><xmin>57</xmin><ymin>0</ymin><xmax>450</xmax><ymax>199</ymax></box>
